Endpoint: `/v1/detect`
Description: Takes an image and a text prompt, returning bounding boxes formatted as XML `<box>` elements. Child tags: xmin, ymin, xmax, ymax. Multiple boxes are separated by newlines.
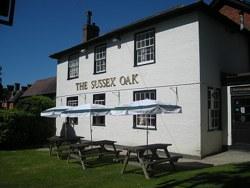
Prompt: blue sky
<box><xmin>0</xmin><ymin>0</ymin><xmax>211</xmax><ymax>86</ymax></box>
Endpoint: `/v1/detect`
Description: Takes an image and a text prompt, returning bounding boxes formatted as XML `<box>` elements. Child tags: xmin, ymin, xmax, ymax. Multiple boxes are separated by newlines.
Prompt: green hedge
<box><xmin>0</xmin><ymin>97</ymin><xmax>56</xmax><ymax>150</ymax></box>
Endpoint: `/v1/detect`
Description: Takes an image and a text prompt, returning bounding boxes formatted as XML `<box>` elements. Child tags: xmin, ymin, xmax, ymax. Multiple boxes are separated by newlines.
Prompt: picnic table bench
<box><xmin>121</xmin><ymin>143</ymin><xmax>182</xmax><ymax>179</ymax></box>
<box><xmin>47</xmin><ymin>136</ymin><xmax>84</xmax><ymax>158</ymax></box>
<box><xmin>67</xmin><ymin>140</ymin><xmax>121</xmax><ymax>170</ymax></box>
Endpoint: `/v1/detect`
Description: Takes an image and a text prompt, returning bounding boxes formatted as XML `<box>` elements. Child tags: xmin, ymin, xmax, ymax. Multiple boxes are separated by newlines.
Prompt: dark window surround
<box><xmin>207</xmin><ymin>87</ymin><xmax>222</xmax><ymax>132</ymax></box>
<box><xmin>134</xmin><ymin>28</ymin><xmax>156</xmax><ymax>67</ymax></box>
<box><xmin>67</xmin><ymin>53</ymin><xmax>79</xmax><ymax>80</ymax></box>
<box><xmin>133</xmin><ymin>89</ymin><xmax>157</xmax><ymax>130</ymax></box>
<box><xmin>92</xmin><ymin>93</ymin><xmax>106</xmax><ymax>126</ymax></box>
<box><xmin>94</xmin><ymin>43</ymin><xmax>107</xmax><ymax>75</ymax></box>
<box><xmin>67</xmin><ymin>96</ymin><xmax>78</xmax><ymax>106</ymax></box>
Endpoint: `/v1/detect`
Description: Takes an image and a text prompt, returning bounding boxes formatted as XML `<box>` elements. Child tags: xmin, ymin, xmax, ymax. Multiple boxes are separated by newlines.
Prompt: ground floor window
<box><xmin>133</xmin><ymin>90</ymin><xmax>156</xmax><ymax>130</ymax></box>
<box><xmin>208</xmin><ymin>87</ymin><xmax>221</xmax><ymax>130</ymax></box>
<box><xmin>66</xmin><ymin>96</ymin><xmax>78</xmax><ymax>125</ymax></box>
<box><xmin>93</xmin><ymin>93</ymin><xmax>105</xmax><ymax>126</ymax></box>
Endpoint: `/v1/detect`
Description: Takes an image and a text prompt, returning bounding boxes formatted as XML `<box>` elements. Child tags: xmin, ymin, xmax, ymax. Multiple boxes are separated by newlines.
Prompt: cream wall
<box><xmin>56</xmin><ymin>12</ymin><xmax>202</xmax><ymax>157</ymax></box>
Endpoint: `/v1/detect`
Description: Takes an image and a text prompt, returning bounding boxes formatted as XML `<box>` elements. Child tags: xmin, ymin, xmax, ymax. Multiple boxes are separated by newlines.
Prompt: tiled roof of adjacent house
<box><xmin>22</xmin><ymin>77</ymin><xmax>56</xmax><ymax>97</ymax></box>
<box><xmin>210</xmin><ymin>0</ymin><xmax>250</xmax><ymax>12</ymax></box>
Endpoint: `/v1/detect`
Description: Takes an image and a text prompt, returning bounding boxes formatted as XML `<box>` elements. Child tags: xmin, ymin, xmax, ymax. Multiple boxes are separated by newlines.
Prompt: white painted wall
<box><xmin>199</xmin><ymin>12</ymin><xmax>249</xmax><ymax>156</ymax></box>
<box><xmin>56</xmin><ymin>12</ymin><xmax>202</xmax><ymax>157</ymax></box>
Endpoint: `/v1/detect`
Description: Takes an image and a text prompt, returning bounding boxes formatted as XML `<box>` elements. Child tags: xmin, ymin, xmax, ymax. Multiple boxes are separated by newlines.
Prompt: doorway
<box><xmin>232</xmin><ymin>95</ymin><xmax>250</xmax><ymax>145</ymax></box>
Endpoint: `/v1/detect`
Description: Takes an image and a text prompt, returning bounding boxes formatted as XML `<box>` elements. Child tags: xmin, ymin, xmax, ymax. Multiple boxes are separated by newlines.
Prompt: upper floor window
<box><xmin>208</xmin><ymin>87</ymin><xmax>221</xmax><ymax>131</ymax></box>
<box><xmin>66</xmin><ymin>96</ymin><xmax>78</xmax><ymax>125</ymax></box>
<box><xmin>93</xmin><ymin>93</ymin><xmax>105</xmax><ymax>126</ymax></box>
<box><xmin>135</xmin><ymin>29</ymin><xmax>155</xmax><ymax>66</ymax></box>
<box><xmin>94</xmin><ymin>44</ymin><xmax>106</xmax><ymax>74</ymax></box>
<box><xmin>133</xmin><ymin>90</ymin><xmax>156</xmax><ymax>130</ymax></box>
<box><xmin>68</xmin><ymin>54</ymin><xmax>79</xmax><ymax>80</ymax></box>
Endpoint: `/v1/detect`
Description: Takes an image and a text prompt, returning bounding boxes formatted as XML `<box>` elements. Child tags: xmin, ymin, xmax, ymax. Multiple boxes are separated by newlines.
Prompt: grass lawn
<box><xmin>0</xmin><ymin>150</ymin><xmax>250</xmax><ymax>188</ymax></box>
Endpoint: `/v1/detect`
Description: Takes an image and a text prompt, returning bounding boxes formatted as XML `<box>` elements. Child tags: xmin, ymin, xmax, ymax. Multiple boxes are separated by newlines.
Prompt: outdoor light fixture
<box><xmin>112</xmin><ymin>36</ymin><xmax>121</xmax><ymax>49</ymax></box>
<box><xmin>80</xmin><ymin>48</ymin><xmax>88</xmax><ymax>59</ymax></box>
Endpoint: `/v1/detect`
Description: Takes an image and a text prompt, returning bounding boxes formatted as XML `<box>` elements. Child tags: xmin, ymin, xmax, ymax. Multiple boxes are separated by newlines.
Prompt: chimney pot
<box><xmin>86</xmin><ymin>11</ymin><xmax>92</xmax><ymax>25</ymax></box>
<box><xmin>83</xmin><ymin>11</ymin><xmax>100</xmax><ymax>42</ymax></box>
<box><xmin>14</xmin><ymin>83</ymin><xmax>20</xmax><ymax>91</ymax></box>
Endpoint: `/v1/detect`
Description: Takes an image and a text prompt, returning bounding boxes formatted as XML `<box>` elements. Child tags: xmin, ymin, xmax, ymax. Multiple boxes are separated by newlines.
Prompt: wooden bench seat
<box><xmin>145</xmin><ymin>155</ymin><xmax>182</xmax><ymax>166</ymax></box>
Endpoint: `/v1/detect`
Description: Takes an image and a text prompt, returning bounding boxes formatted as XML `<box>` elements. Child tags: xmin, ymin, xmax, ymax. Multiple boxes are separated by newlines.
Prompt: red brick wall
<box><xmin>219</xmin><ymin>5</ymin><xmax>250</xmax><ymax>30</ymax></box>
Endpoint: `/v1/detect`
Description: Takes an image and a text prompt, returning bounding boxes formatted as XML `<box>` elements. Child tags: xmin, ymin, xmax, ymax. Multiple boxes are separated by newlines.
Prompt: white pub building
<box><xmin>50</xmin><ymin>2</ymin><xmax>250</xmax><ymax>158</ymax></box>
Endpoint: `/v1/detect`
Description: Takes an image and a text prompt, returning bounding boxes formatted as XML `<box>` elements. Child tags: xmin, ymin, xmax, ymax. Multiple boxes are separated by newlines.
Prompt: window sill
<box><xmin>93</xmin><ymin>71</ymin><xmax>106</xmax><ymax>75</ymax></box>
<box><xmin>133</xmin><ymin>126</ymin><xmax>156</xmax><ymax>130</ymax></box>
<box><xmin>92</xmin><ymin>124</ymin><xmax>106</xmax><ymax>127</ymax></box>
<box><xmin>67</xmin><ymin>76</ymin><xmax>79</xmax><ymax>80</ymax></box>
<box><xmin>134</xmin><ymin>61</ymin><xmax>155</xmax><ymax>67</ymax></box>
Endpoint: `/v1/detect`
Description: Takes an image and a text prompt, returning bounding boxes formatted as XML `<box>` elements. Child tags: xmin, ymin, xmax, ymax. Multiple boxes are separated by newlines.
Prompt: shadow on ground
<box><xmin>156</xmin><ymin>162</ymin><xmax>250</xmax><ymax>188</ymax></box>
<box><xmin>122</xmin><ymin>161</ymin><xmax>213</xmax><ymax>178</ymax></box>
<box><xmin>68</xmin><ymin>156</ymin><xmax>122</xmax><ymax>169</ymax></box>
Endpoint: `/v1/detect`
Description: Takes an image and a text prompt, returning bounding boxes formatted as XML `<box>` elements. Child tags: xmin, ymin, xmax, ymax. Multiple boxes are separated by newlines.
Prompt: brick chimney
<box><xmin>14</xmin><ymin>83</ymin><xmax>20</xmax><ymax>91</ymax></box>
<box><xmin>83</xmin><ymin>11</ymin><xmax>100</xmax><ymax>42</ymax></box>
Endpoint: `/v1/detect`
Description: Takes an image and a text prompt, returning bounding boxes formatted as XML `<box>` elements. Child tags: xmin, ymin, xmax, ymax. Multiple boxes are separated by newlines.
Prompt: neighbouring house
<box><xmin>210</xmin><ymin>0</ymin><xmax>250</xmax><ymax>30</ymax></box>
<box><xmin>0</xmin><ymin>83</ymin><xmax>28</xmax><ymax>109</ymax></box>
<box><xmin>50</xmin><ymin>1</ymin><xmax>250</xmax><ymax>158</ymax></box>
<box><xmin>21</xmin><ymin>77</ymin><xmax>56</xmax><ymax>100</ymax></box>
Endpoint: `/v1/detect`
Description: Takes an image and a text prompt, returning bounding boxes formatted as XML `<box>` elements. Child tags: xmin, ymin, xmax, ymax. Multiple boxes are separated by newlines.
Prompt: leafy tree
<box><xmin>16</xmin><ymin>96</ymin><xmax>55</xmax><ymax>115</ymax></box>
<box><xmin>0</xmin><ymin>95</ymin><xmax>56</xmax><ymax>149</ymax></box>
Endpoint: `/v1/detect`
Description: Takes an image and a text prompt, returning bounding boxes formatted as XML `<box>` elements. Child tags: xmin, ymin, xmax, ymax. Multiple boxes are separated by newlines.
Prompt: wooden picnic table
<box><xmin>67</xmin><ymin>140</ymin><xmax>121</xmax><ymax>170</ymax></box>
<box><xmin>47</xmin><ymin>136</ymin><xmax>84</xmax><ymax>158</ymax></box>
<box><xmin>121</xmin><ymin>143</ymin><xmax>182</xmax><ymax>179</ymax></box>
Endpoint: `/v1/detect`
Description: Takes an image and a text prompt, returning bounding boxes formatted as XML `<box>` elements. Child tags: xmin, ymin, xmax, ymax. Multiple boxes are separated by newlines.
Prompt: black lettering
<box><xmin>110</xmin><ymin>77</ymin><xmax>116</xmax><ymax>87</ymax></box>
<box><xmin>105</xmin><ymin>78</ymin><xmax>110</xmax><ymax>87</ymax></box>
<box><xmin>91</xmin><ymin>80</ymin><xmax>97</xmax><ymax>89</ymax></box>
<box><xmin>132</xmin><ymin>74</ymin><xmax>139</xmax><ymax>84</ymax></box>
<box><xmin>76</xmin><ymin>83</ymin><xmax>80</xmax><ymax>91</ymax></box>
<box><xmin>126</xmin><ymin>76</ymin><xmax>132</xmax><ymax>85</ymax></box>
<box><xmin>120</xmin><ymin>76</ymin><xmax>126</xmax><ymax>85</ymax></box>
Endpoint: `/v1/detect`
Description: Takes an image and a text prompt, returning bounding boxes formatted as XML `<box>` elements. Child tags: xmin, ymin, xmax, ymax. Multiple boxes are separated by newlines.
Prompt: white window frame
<box><xmin>133</xmin><ymin>90</ymin><xmax>156</xmax><ymax>130</ymax></box>
<box><xmin>94</xmin><ymin>44</ymin><xmax>106</xmax><ymax>74</ymax></box>
<box><xmin>208</xmin><ymin>87</ymin><xmax>221</xmax><ymax>131</ymax></box>
<box><xmin>135</xmin><ymin>29</ymin><xmax>155</xmax><ymax>66</ymax></box>
<box><xmin>68</xmin><ymin>54</ymin><xmax>79</xmax><ymax>79</ymax></box>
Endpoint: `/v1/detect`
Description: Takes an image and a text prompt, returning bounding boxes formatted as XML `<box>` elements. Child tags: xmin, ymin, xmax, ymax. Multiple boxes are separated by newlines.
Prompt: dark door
<box><xmin>232</xmin><ymin>96</ymin><xmax>250</xmax><ymax>144</ymax></box>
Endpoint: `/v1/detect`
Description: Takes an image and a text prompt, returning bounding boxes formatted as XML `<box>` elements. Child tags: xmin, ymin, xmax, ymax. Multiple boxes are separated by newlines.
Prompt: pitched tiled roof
<box><xmin>211</xmin><ymin>0</ymin><xmax>250</xmax><ymax>12</ymax></box>
<box><xmin>22</xmin><ymin>77</ymin><xmax>56</xmax><ymax>97</ymax></box>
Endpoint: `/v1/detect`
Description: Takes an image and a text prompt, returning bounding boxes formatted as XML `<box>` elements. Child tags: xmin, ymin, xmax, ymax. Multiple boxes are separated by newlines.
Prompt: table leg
<box><xmin>138</xmin><ymin>152</ymin><xmax>150</xmax><ymax>179</ymax></box>
<box><xmin>78</xmin><ymin>150</ymin><xmax>86</xmax><ymax>170</ymax></box>
<box><xmin>121</xmin><ymin>151</ymin><xmax>130</xmax><ymax>174</ymax></box>
<box><xmin>112</xmin><ymin>144</ymin><xmax>119</xmax><ymax>161</ymax></box>
<box><xmin>49</xmin><ymin>144</ymin><xmax>52</xmax><ymax>156</ymax></box>
<box><xmin>164</xmin><ymin>148</ymin><xmax>175</xmax><ymax>170</ymax></box>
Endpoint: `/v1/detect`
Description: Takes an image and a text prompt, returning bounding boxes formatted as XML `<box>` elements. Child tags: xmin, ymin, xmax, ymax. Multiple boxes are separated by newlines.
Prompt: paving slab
<box><xmin>180</xmin><ymin>150</ymin><xmax>250</xmax><ymax>166</ymax></box>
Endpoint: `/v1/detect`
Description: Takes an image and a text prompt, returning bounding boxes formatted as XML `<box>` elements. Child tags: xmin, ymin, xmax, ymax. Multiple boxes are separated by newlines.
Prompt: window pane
<box><xmin>208</xmin><ymin>87</ymin><xmax>221</xmax><ymax>130</ymax></box>
<box><xmin>134</xmin><ymin>90</ymin><xmax>156</xmax><ymax>129</ymax></box>
<box><xmin>93</xmin><ymin>94</ymin><xmax>105</xmax><ymax>126</ymax></box>
<box><xmin>135</xmin><ymin>30</ymin><xmax>155</xmax><ymax>65</ymax></box>
<box><xmin>95</xmin><ymin>44</ymin><xmax>106</xmax><ymax>73</ymax></box>
<box><xmin>68</xmin><ymin>54</ymin><xmax>79</xmax><ymax>79</ymax></box>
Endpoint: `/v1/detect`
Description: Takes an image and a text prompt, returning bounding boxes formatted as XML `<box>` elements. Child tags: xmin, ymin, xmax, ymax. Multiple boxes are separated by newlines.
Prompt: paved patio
<box><xmin>180</xmin><ymin>150</ymin><xmax>250</xmax><ymax>166</ymax></box>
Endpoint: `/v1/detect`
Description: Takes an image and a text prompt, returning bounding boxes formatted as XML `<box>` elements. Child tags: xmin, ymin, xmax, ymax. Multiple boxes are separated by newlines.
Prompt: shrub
<box><xmin>0</xmin><ymin>96</ymin><xmax>56</xmax><ymax>150</ymax></box>
<box><xmin>16</xmin><ymin>96</ymin><xmax>55</xmax><ymax>116</ymax></box>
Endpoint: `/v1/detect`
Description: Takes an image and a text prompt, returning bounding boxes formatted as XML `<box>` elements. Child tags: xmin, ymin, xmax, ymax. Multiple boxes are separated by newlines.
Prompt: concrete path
<box><xmin>180</xmin><ymin>150</ymin><xmax>250</xmax><ymax>166</ymax></box>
